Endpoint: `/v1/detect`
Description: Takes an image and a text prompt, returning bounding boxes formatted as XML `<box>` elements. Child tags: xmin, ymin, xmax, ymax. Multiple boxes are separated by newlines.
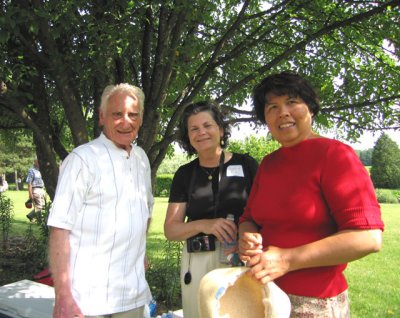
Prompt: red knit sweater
<box><xmin>240</xmin><ymin>138</ymin><xmax>384</xmax><ymax>297</ymax></box>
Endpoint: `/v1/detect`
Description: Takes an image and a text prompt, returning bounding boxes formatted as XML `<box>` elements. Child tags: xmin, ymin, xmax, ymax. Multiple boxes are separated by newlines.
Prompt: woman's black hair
<box><xmin>252</xmin><ymin>71</ymin><xmax>320</xmax><ymax>123</ymax></box>
<box><xmin>179</xmin><ymin>101</ymin><xmax>231</xmax><ymax>155</ymax></box>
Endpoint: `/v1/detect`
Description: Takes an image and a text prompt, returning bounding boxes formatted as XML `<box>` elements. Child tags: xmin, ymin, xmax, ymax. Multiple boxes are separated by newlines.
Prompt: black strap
<box><xmin>212</xmin><ymin>151</ymin><xmax>225</xmax><ymax>218</ymax></box>
<box><xmin>186</xmin><ymin>163</ymin><xmax>198</xmax><ymax>215</ymax></box>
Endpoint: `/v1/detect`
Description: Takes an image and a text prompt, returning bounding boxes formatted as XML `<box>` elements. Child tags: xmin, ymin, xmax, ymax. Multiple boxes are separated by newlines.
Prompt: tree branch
<box><xmin>217</xmin><ymin>0</ymin><xmax>399</xmax><ymax>102</ymax></box>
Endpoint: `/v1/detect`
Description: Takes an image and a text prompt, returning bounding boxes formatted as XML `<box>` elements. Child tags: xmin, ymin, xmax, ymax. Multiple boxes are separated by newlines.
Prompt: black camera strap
<box><xmin>212</xmin><ymin>151</ymin><xmax>225</xmax><ymax>218</ymax></box>
<box><xmin>186</xmin><ymin>150</ymin><xmax>225</xmax><ymax>218</ymax></box>
<box><xmin>184</xmin><ymin>151</ymin><xmax>225</xmax><ymax>285</ymax></box>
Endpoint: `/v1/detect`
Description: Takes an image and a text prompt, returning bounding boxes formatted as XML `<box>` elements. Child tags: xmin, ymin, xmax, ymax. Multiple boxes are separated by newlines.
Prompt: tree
<box><xmin>370</xmin><ymin>133</ymin><xmax>400</xmax><ymax>188</ymax></box>
<box><xmin>1</xmin><ymin>1</ymin><xmax>399</xmax><ymax>199</ymax></box>
<box><xmin>0</xmin><ymin>130</ymin><xmax>36</xmax><ymax>188</ymax></box>
<box><xmin>228</xmin><ymin>135</ymin><xmax>280</xmax><ymax>163</ymax></box>
<box><xmin>157</xmin><ymin>151</ymin><xmax>191</xmax><ymax>174</ymax></box>
<box><xmin>355</xmin><ymin>148</ymin><xmax>373</xmax><ymax>166</ymax></box>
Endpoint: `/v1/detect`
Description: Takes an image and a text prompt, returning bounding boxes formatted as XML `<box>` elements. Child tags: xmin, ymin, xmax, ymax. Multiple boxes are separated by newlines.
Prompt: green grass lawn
<box><xmin>2</xmin><ymin>191</ymin><xmax>399</xmax><ymax>316</ymax></box>
<box><xmin>346</xmin><ymin>203</ymin><xmax>400</xmax><ymax>317</ymax></box>
<box><xmin>2</xmin><ymin>190</ymin><xmax>47</xmax><ymax>237</ymax></box>
<box><xmin>147</xmin><ymin>196</ymin><xmax>169</xmax><ymax>259</ymax></box>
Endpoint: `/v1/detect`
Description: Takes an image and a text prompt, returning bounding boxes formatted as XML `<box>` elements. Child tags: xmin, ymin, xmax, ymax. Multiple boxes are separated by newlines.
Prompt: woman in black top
<box><xmin>164</xmin><ymin>101</ymin><xmax>258</xmax><ymax>318</ymax></box>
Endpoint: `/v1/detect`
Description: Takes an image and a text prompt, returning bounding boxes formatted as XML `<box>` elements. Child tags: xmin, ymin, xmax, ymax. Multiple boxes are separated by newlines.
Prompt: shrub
<box><xmin>35</xmin><ymin>200</ymin><xmax>51</xmax><ymax>239</ymax></box>
<box><xmin>375</xmin><ymin>189</ymin><xmax>399</xmax><ymax>204</ymax></box>
<box><xmin>147</xmin><ymin>240</ymin><xmax>182</xmax><ymax>311</ymax></box>
<box><xmin>14</xmin><ymin>200</ymin><xmax>51</xmax><ymax>277</ymax></box>
<box><xmin>22</xmin><ymin>224</ymin><xmax>49</xmax><ymax>273</ymax></box>
<box><xmin>0</xmin><ymin>192</ymin><xmax>14</xmax><ymax>249</ymax></box>
<box><xmin>393</xmin><ymin>190</ymin><xmax>400</xmax><ymax>201</ymax></box>
<box><xmin>155</xmin><ymin>174</ymin><xmax>173</xmax><ymax>197</ymax></box>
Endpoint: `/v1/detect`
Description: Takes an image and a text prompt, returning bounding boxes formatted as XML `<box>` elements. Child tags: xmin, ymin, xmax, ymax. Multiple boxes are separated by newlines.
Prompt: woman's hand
<box><xmin>202</xmin><ymin>218</ymin><xmax>237</xmax><ymax>244</ymax></box>
<box><xmin>247</xmin><ymin>246</ymin><xmax>291</xmax><ymax>284</ymax></box>
<box><xmin>238</xmin><ymin>232</ymin><xmax>263</xmax><ymax>264</ymax></box>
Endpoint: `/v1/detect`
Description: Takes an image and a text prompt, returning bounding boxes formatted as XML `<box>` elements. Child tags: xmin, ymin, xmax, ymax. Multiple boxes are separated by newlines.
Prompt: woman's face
<box><xmin>264</xmin><ymin>94</ymin><xmax>313</xmax><ymax>147</ymax></box>
<box><xmin>187</xmin><ymin>111</ymin><xmax>223</xmax><ymax>154</ymax></box>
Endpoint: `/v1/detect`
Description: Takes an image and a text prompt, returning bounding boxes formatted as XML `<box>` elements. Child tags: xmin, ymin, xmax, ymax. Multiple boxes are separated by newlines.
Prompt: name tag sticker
<box><xmin>226</xmin><ymin>165</ymin><xmax>244</xmax><ymax>177</ymax></box>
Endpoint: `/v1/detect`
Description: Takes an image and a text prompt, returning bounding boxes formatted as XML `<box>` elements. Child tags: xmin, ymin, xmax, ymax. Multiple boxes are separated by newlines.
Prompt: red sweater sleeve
<box><xmin>320</xmin><ymin>142</ymin><xmax>384</xmax><ymax>231</ymax></box>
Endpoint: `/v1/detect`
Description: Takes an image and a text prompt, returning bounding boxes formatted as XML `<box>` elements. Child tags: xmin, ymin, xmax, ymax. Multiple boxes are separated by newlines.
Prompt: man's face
<box><xmin>99</xmin><ymin>92</ymin><xmax>142</xmax><ymax>150</ymax></box>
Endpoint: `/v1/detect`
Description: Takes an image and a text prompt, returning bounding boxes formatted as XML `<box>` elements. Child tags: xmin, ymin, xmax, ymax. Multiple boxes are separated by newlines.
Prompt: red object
<box><xmin>25</xmin><ymin>199</ymin><xmax>33</xmax><ymax>209</ymax></box>
<box><xmin>33</xmin><ymin>268</ymin><xmax>54</xmax><ymax>286</ymax></box>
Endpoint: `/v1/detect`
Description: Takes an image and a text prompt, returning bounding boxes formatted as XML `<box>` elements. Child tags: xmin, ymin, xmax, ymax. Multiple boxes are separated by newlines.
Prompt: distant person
<box><xmin>26</xmin><ymin>158</ymin><xmax>45</xmax><ymax>221</ymax></box>
<box><xmin>0</xmin><ymin>175</ymin><xmax>8</xmax><ymax>193</ymax></box>
<box><xmin>239</xmin><ymin>71</ymin><xmax>384</xmax><ymax>317</ymax></box>
<box><xmin>48</xmin><ymin>83</ymin><xmax>154</xmax><ymax>318</ymax></box>
<box><xmin>17</xmin><ymin>177</ymin><xmax>23</xmax><ymax>190</ymax></box>
<box><xmin>164</xmin><ymin>101</ymin><xmax>259</xmax><ymax>318</ymax></box>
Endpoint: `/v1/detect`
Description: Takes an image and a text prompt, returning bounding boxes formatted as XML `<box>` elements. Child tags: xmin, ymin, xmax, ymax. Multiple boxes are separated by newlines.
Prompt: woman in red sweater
<box><xmin>238</xmin><ymin>72</ymin><xmax>384</xmax><ymax>317</ymax></box>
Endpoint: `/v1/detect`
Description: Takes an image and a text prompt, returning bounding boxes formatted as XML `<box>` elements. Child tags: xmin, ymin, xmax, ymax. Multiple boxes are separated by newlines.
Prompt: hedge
<box><xmin>155</xmin><ymin>174</ymin><xmax>174</xmax><ymax>197</ymax></box>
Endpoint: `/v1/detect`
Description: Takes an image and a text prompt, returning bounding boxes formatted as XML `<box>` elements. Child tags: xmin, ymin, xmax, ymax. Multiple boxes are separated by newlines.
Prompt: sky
<box><xmin>230</xmin><ymin>123</ymin><xmax>400</xmax><ymax>151</ymax></box>
<box><xmin>346</xmin><ymin>130</ymin><xmax>400</xmax><ymax>150</ymax></box>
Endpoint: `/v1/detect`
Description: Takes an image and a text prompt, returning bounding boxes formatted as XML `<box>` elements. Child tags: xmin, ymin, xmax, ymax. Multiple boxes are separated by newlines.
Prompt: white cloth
<box><xmin>0</xmin><ymin>180</ymin><xmax>8</xmax><ymax>192</ymax></box>
<box><xmin>48</xmin><ymin>133</ymin><xmax>154</xmax><ymax>315</ymax></box>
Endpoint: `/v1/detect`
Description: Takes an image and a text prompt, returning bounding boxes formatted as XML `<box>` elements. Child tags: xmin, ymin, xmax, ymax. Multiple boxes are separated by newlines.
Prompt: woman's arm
<box><xmin>287</xmin><ymin>228</ymin><xmax>382</xmax><ymax>270</ymax></box>
<box><xmin>247</xmin><ymin>228</ymin><xmax>382</xmax><ymax>284</ymax></box>
<box><xmin>164</xmin><ymin>202</ymin><xmax>237</xmax><ymax>243</ymax></box>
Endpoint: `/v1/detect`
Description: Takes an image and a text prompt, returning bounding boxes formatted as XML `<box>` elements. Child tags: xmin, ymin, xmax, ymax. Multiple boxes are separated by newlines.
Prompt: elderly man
<box><xmin>48</xmin><ymin>84</ymin><xmax>154</xmax><ymax>318</ymax></box>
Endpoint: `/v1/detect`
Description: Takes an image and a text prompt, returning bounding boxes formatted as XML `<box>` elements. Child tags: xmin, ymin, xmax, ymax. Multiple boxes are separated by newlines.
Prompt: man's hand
<box><xmin>53</xmin><ymin>293</ymin><xmax>83</xmax><ymax>318</ymax></box>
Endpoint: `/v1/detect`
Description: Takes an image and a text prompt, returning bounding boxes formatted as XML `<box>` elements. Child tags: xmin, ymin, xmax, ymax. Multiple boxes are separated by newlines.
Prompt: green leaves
<box><xmin>0</xmin><ymin>0</ymin><xmax>399</xmax><ymax>196</ymax></box>
<box><xmin>228</xmin><ymin>135</ymin><xmax>280</xmax><ymax>163</ymax></box>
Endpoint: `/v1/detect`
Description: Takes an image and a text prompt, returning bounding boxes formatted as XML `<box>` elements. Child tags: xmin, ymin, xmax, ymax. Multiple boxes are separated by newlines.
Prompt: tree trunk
<box><xmin>14</xmin><ymin>170</ymin><xmax>21</xmax><ymax>191</ymax></box>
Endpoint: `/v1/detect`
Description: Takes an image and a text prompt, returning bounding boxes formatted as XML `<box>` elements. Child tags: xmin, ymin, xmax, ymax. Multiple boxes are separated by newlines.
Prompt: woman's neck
<box><xmin>198</xmin><ymin>148</ymin><xmax>223</xmax><ymax>167</ymax></box>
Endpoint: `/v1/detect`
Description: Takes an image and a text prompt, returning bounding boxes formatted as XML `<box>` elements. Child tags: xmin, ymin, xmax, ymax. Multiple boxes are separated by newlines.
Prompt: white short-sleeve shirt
<box><xmin>48</xmin><ymin>133</ymin><xmax>154</xmax><ymax>315</ymax></box>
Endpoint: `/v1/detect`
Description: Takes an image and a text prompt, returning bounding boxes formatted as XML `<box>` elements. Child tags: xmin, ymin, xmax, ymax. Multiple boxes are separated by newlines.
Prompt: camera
<box><xmin>187</xmin><ymin>234</ymin><xmax>215</xmax><ymax>253</ymax></box>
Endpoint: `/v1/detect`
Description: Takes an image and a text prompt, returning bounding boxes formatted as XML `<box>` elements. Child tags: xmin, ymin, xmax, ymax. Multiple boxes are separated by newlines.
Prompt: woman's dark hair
<box><xmin>252</xmin><ymin>71</ymin><xmax>320</xmax><ymax>123</ymax></box>
<box><xmin>179</xmin><ymin>101</ymin><xmax>231</xmax><ymax>155</ymax></box>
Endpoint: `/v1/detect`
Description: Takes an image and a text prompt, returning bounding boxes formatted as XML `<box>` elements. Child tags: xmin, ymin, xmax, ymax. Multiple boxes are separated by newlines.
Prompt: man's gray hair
<box><xmin>100</xmin><ymin>83</ymin><xmax>145</xmax><ymax>117</ymax></box>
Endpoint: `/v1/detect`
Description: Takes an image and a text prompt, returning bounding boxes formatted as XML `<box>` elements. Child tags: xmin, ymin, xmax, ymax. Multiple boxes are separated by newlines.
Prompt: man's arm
<box><xmin>28</xmin><ymin>183</ymin><xmax>33</xmax><ymax>199</ymax></box>
<box><xmin>49</xmin><ymin>227</ymin><xmax>84</xmax><ymax>318</ymax></box>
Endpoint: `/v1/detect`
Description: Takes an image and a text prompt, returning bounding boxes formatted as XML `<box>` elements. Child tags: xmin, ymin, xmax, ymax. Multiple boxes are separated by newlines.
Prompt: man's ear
<box><xmin>99</xmin><ymin>108</ymin><xmax>104</xmax><ymax>126</ymax></box>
